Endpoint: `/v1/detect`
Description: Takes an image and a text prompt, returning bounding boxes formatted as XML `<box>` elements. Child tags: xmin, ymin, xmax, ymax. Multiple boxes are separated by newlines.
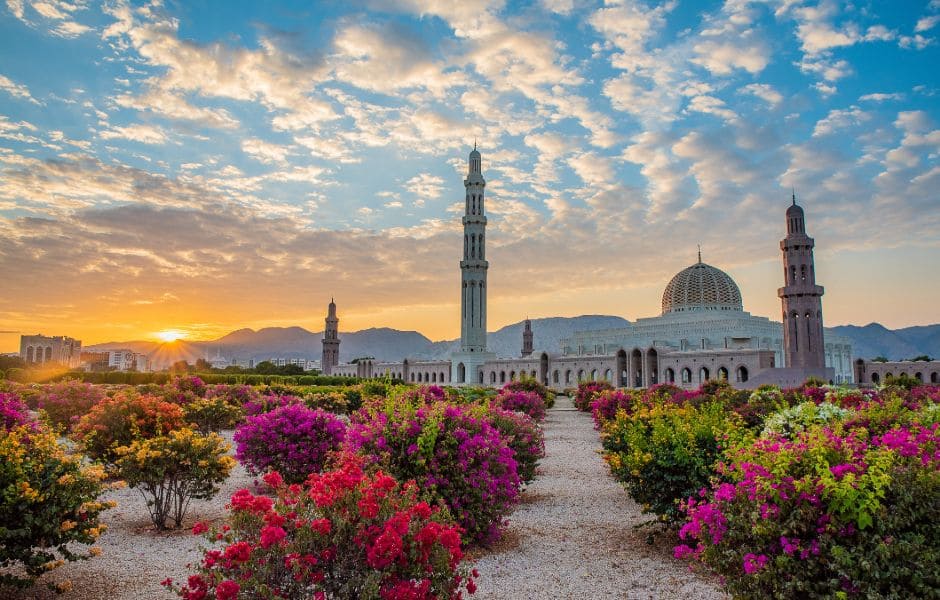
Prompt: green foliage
<box><xmin>182</xmin><ymin>397</ymin><xmax>244</xmax><ymax>433</ymax></box>
<box><xmin>884</xmin><ymin>373</ymin><xmax>922</xmax><ymax>390</ymax></box>
<box><xmin>115</xmin><ymin>428</ymin><xmax>235</xmax><ymax>529</ymax></box>
<box><xmin>601</xmin><ymin>399</ymin><xmax>748</xmax><ymax>525</ymax></box>
<box><xmin>43</xmin><ymin>371</ymin><xmax>359</xmax><ymax>386</ymax></box>
<box><xmin>762</xmin><ymin>401</ymin><xmax>850</xmax><ymax>438</ymax></box>
<box><xmin>0</xmin><ymin>424</ymin><xmax>114</xmax><ymax>591</ymax></box>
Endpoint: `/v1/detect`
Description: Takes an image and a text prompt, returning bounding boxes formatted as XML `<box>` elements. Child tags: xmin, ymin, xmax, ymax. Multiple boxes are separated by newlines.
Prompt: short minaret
<box><xmin>451</xmin><ymin>144</ymin><xmax>496</xmax><ymax>385</ymax></box>
<box><xmin>778</xmin><ymin>194</ymin><xmax>826</xmax><ymax>369</ymax></box>
<box><xmin>321</xmin><ymin>298</ymin><xmax>340</xmax><ymax>375</ymax></box>
<box><xmin>521</xmin><ymin>318</ymin><xmax>534</xmax><ymax>357</ymax></box>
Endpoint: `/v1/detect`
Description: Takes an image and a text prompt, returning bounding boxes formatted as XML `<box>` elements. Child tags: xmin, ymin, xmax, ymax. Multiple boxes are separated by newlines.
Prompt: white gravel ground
<box><xmin>469</xmin><ymin>396</ymin><xmax>726</xmax><ymax>600</ymax></box>
<box><xmin>10</xmin><ymin>400</ymin><xmax>725</xmax><ymax>599</ymax></box>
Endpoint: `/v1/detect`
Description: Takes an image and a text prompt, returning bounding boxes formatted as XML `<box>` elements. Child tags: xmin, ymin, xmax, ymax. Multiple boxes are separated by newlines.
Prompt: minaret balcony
<box><xmin>460</xmin><ymin>259</ymin><xmax>489</xmax><ymax>269</ymax></box>
<box><xmin>777</xmin><ymin>284</ymin><xmax>825</xmax><ymax>297</ymax></box>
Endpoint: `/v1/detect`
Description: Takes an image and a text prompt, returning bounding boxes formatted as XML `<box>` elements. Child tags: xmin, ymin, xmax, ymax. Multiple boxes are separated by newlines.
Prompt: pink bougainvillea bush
<box><xmin>676</xmin><ymin>410</ymin><xmax>940</xmax><ymax>598</ymax></box>
<box><xmin>590</xmin><ymin>389</ymin><xmax>634</xmax><ymax>430</ymax></box>
<box><xmin>171</xmin><ymin>454</ymin><xmax>476</xmax><ymax>600</ymax></box>
<box><xmin>164</xmin><ymin>376</ymin><xmax>208</xmax><ymax>405</ymax></box>
<box><xmin>242</xmin><ymin>393</ymin><xmax>304</xmax><ymax>417</ymax></box>
<box><xmin>573</xmin><ymin>380</ymin><xmax>613</xmax><ymax>412</ymax></box>
<box><xmin>480</xmin><ymin>407</ymin><xmax>545</xmax><ymax>484</ymax></box>
<box><xmin>347</xmin><ymin>400</ymin><xmax>520</xmax><ymax>546</ymax></box>
<box><xmin>494</xmin><ymin>390</ymin><xmax>546</xmax><ymax>422</ymax></box>
<box><xmin>1</xmin><ymin>392</ymin><xmax>35</xmax><ymax>431</ymax></box>
<box><xmin>33</xmin><ymin>380</ymin><xmax>106</xmax><ymax>430</ymax></box>
<box><xmin>234</xmin><ymin>404</ymin><xmax>346</xmax><ymax>484</ymax></box>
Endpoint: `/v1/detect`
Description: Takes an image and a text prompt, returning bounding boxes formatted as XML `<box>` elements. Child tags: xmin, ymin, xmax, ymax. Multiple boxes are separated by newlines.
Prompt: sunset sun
<box><xmin>155</xmin><ymin>329</ymin><xmax>184</xmax><ymax>343</ymax></box>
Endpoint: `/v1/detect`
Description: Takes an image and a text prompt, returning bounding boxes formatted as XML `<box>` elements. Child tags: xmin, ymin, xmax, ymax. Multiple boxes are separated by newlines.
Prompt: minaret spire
<box><xmin>321</xmin><ymin>298</ymin><xmax>340</xmax><ymax>375</ymax></box>
<box><xmin>697</xmin><ymin>245</ymin><xmax>702</xmax><ymax>263</ymax></box>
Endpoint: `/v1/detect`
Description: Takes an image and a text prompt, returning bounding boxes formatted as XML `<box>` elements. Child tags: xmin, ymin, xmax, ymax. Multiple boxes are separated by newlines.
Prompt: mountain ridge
<box><xmin>84</xmin><ymin>318</ymin><xmax>940</xmax><ymax>369</ymax></box>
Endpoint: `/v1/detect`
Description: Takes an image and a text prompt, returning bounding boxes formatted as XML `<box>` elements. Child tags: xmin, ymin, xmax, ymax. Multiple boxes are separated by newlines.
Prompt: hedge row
<box><xmin>8</xmin><ymin>370</ymin><xmax>364</xmax><ymax>386</ymax></box>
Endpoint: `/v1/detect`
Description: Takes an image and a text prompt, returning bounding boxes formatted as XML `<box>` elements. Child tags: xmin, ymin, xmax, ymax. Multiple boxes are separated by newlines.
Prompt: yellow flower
<box><xmin>57</xmin><ymin>473</ymin><xmax>76</xmax><ymax>486</ymax></box>
<box><xmin>88</xmin><ymin>546</ymin><xmax>102</xmax><ymax>557</ymax></box>
<box><xmin>55</xmin><ymin>580</ymin><xmax>73</xmax><ymax>593</ymax></box>
<box><xmin>60</xmin><ymin>520</ymin><xmax>77</xmax><ymax>532</ymax></box>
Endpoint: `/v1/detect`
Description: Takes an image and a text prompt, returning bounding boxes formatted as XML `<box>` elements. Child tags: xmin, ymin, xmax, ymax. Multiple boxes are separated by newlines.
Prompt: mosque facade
<box><xmin>330</xmin><ymin>147</ymin><xmax>853</xmax><ymax>389</ymax></box>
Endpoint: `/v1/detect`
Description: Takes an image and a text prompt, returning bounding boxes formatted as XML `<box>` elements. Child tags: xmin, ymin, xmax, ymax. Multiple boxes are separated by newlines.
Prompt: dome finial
<box><xmin>792</xmin><ymin>187</ymin><xmax>796</xmax><ymax>206</ymax></box>
<box><xmin>474</xmin><ymin>137</ymin><xmax>477</xmax><ymax>151</ymax></box>
<box><xmin>697</xmin><ymin>244</ymin><xmax>702</xmax><ymax>264</ymax></box>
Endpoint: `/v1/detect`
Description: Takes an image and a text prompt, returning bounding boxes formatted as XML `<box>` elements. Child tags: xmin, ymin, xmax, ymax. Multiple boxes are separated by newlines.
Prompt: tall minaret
<box><xmin>521</xmin><ymin>318</ymin><xmax>534</xmax><ymax>357</ymax></box>
<box><xmin>321</xmin><ymin>298</ymin><xmax>340</xmax><ymax>375</ymax></box>
<box><xmin>778</xmin><ymin>193</ymin><xmax>826</xmax><ymax>369</ymax></box>
<box><xmin>460</xmin><ymin>144</ymin><xmax>489</xmax><ymax>353</ymax></box>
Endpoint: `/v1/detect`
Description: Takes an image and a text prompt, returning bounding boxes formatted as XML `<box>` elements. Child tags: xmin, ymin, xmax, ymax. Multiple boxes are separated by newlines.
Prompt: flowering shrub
<box><xmin>304</xmin><ymin>391</ymin><xmax>350</xmax><ymax>414</ymax></box>
<box><xmin>590</xmin><ymin>389</ymin><xmax>634</xmax><ymax>430</ymax></box>
<box><xmin>574</xmin><ymin>380</ymin><xmax>613</xmax><ymax>412</ymax></box>
<box><xmin>502</xmin><ymin>378</ymin><xmax>555</xmax><ymax>409</ymax></box>
<box><xmin>481</xmin><ymin>407</ymin><xmax>545</xmax><ymax>483</ymax></box>
<box><xmin>676</xmin><ymin>420</ymin><xmax>940</xmax><ymax>598</ymax></box>
<box><xmin>116</xmin><ymin>428</ymin><xmax>235</xmax><ymax>529</ymax></box>
<box><xmin>205</xmin><ymin>384</ymin><xmax>260</xmax><ymax>408</ymax></box>
<box><xmin>1</xmin><ymin>391</ymin><xmax>34</xmax><ymax>430</ymax></box>
<box><xmin>33</xmin><ymin>380</ymin><xmax>105</xmax><ymax>430</ymax></box>
<box><xmin>761</xmin><ymin>401</ymin><xmax>849</xmax><ymax>438</ymax></box>
<box><xmin>242</xmin><ymin>393</ymin><xmax>303</xmax><ymax>417</ymax></box>
<box><xmin>234</xmin><ymin>404</ymin><xmax>346</xmax><ymax>483</ymax></box>
<box><xmin>0</xmin><ymin>423</ymin><xmax>114</xmax><ymax>590</ymax></box>
<box><xmin>72</xmin><ymin>392</ymin><xmax>186</xmax><ymax>466</ymax></box>
<box><xmin>172</xmin><ymin>454</ymin><xmax>476</xmax><ymax>599</ymax></box>
<box><xmin>183</xmin><ymin>397</ymin><xmax>244</xmax><ymax>433</ymax></box>
<box><xmin>494</xmin><ymin>390</ymin><xmax>546</xmax><ymax>422</ymax></box>
<box><xmin>164</xmin><ymin>375</ymin><xmax>208</xmax><ymax>404</ymax></box>
<box><xmin>347</xmin><ymin>400</ymin><xmax>520</xmax><ymax>545</ymax></box>
<box><xmin>601</xmin><ymin>399</ymin><xmax>748</xmax><ymax>525</ymax></box>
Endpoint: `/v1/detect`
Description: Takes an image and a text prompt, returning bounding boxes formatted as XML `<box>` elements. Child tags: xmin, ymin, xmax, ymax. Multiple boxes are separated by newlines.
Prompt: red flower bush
<box><xmin>174</xmin><ymin>454</ymin><xmax>476</xmax><ymax>600</ymax></box>
<box><xmin>33</xmin><ymin>380</ymin><xmax>105</xmax><ymax>430</ymax></box>
<box><xmin>590</xmin><ymin>389</ymin><xmax>634</xmax><ymax>430</ymax></box>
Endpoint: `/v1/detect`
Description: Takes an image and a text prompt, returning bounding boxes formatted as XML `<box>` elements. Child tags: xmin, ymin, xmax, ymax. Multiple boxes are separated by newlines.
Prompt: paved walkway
<box><xmin>471</xmin><ymin>396</ymin><xmax>725</xmax><ymax>599</ymax></box>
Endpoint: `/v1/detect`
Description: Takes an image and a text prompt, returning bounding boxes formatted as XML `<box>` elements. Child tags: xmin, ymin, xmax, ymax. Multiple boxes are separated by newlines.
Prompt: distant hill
<box><xmin>828</xmin><ymin>323</ymin><xmax>940</xmax><ymax>361</ymax></box>
<box><xmin>85</xmin><ymin>318</ymin><xmax>938</xmax><ymax>369</ymax></box>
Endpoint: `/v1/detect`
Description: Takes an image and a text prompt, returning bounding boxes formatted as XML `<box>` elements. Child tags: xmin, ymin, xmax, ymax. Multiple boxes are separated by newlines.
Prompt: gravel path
<box><xmin>470</xmin><ymin>396</ymin><xmax>726</xmax><ymax>600</ymax></box>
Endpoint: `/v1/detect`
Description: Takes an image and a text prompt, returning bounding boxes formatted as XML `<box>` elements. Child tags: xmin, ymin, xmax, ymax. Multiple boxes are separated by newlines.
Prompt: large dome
<box><xmin>661</xmin><ymin>261</ymin><xmax>743</xmax><ymax>315</ymax></box>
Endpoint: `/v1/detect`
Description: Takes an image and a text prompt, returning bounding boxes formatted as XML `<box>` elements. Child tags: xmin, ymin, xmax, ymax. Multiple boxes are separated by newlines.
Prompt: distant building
<box><xmin>107</xmin><ymin>349</ymin><xmax>151</xmax><ymax>372</ymax></box>
<box><xmin>19</xmin><ymin>335</ymin><xmax>82</xmax><ymax>368</ymax></box>
<box><xmin>854</xmin><ymin>359</ymin><xmax>940</xmax><ymax>386</ymax></box>
<box><xmin>80</xmin><ymin>351</ymin><xmax>110</xmax><ymax>371</ymax></box>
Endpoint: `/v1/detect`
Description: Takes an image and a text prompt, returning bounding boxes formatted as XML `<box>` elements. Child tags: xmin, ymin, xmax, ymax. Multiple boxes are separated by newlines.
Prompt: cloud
<box><xmin>915</xmin><ymin>15</ymin><xmax>940</xmax><ymax>32</ymax></box>
<box><xmin>859</xmin><ymin>92</ymin><xmax>904</xmax><ymax>103</ymax></box>
<box><xmin>0</xmin><ymin>74</ymin><xmax>40</xmax><ymax>104</ymax></box>
<box><xmin>404</xmin><ymin>173</ymin><xmax>445</xmax><ymax>206</ymax></box>
<box><xmin>738</xmin><ymin>83</ymin><xmax>783</xmax><ymax>106</ymax></box>
<box><xmin>691</xmin><ymin>36</ymin><xmax>769</xmax><ymax>76</ymax></box>
<box><xmin>241</xmin><ymin>138</ymin><xmax>291</xmax><ymax>166</ymax></box>
<box><xmin>100</xmin><ymin>123</ymin><xmax>168</xmax><ymax>144</ymax></box>
<box><xmin>812</xmin><ymin>107</ymin><xmax>870</xmax><ymax>137</ymax></box>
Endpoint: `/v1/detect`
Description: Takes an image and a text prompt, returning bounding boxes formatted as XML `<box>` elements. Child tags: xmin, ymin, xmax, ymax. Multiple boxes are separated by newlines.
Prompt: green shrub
<box><xmin>183</xmin><ymin>397</ymin><xmax>244</xmax><ymax>433</ymax></box>
<box><xmin>304</xmin><ymin>391</ymin><xmax>349</xmax><ymax>413</ymax></box>
<box><xmin>762</xmin><ymin>401</ymin><xmax>849</xmax><ymax>438</ymax></box>
<box><xmin>601</xmin><ymin>399</ymin><xmax>748</xmax><ymax>525</ymax></box>
<box><xmin>0</xmin><ymin>424</ymin><xmax>114</xmax><ymax>591</ymax></box>
<box><xmin>115</xmin><ymin>428</ymin><xmax>235</xmax><ymax>529</ymax></box>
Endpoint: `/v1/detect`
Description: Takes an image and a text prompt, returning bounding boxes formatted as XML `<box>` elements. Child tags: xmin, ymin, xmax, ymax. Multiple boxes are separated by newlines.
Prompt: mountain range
<box><xmin>85</xmin><ymin>317</ymin><xmax>939</xmax><ymax>370</ymax></box>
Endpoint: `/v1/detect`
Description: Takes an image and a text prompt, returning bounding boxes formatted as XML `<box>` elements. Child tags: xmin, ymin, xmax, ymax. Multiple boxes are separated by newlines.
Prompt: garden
<box><xmin>0</xmin><ymin>375</ymin><xmax>551</xmax><ymax>599</ymax></box>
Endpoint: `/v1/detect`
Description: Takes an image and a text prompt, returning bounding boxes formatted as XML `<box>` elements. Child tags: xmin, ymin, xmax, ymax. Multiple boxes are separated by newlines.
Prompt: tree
<box><xmin>169</xmin><ymin>360</ymin><xmax>192</xmax><ymax>373</ymax></box>
<box><xmin>908</xmin><ymin>355</ymin><xmax>933</xmax><ymax>362</ymax></box>
<box><xmin>871</xmin><ymin>356</ymin><xmax>889</xmax><ymax>363</ymax></box>
<box><xmin>254</xmin><ymin>360</ymin><xmax>278</xmax><ymax>374</ymax></box>
<box><xmin>0</xmin><ymin>355</ymin><xmax>26</xmax><ymax>371</ymax></box>
<box><xmin>195</xmin><ymin>358</ymin><xmax>212</xmax><ymax>372</ymax></box>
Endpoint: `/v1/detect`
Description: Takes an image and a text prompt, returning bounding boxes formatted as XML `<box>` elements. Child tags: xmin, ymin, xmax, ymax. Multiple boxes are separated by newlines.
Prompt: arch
<box><xmin>631</xmin><ymin>348</ymin><xmax>643</xmax><ymax>387</ymax></box>
<box><xmin>914</xmin><ymin>372</ymin><xmax>923</xmax><ymax>382</ymax></box>
<box><xmin>540</xmin><ymin>353</ymin><xmax>549</xmax><ymax>386</ymax></box>
<box><xmin>736</xmin><ymin>365</ymin><xmax>748</xmax><ymax>383</ymax></box>
<box><xmin>440</xmin><ymin>372</ymin><xmax>446</xmax><ymax>382</ymax></box>
<box><xmin>457</xmin><ymin>362</ymin><xmax>466</xmax><ymax>383</ymax></box>
<box><xmin>884</xmin><ymin>372</ymin><xmax>893</xmax><ymax>380</ymax></box>
<box><xmin>577</xmin><ymin>369</ymin><xmax>585</xmax><ymax>381</ymax></box>
<box><xmin>45</xmin><ymin>347</ymin><xmax>53</xmax><ymax>362</ymax></box>
<box><xmin>553</xmin><ymin>369</ymin><xmax>559</xmax><ymax>384</ymax></box>
<box><xmin>616</xmin><ymin>349</ymin><xmax>628</xmax><ymax>387</ymax></box>
<box><xmin>590</xmin><ymin>368</ymin><xmax>597</xmax><ymax>381</ymax></box>
<box><xmin>565</xmin><ymin>369</ymin><xmax>572</xmax><ymax>384</ymax></box>
<box><xmin>509</xmin><ymin>370</ymin><xmax>516</xmax><ymax>381</ymax></box>
<box><xmin>871</xmin><ymin>372</ymin><xmax>880</xmax><ymax>384</ymax></box>
<box><xmin>681</xmin><ymin>368</ymin><xmax>692</xmax><ymax>384</ymax></box>
<box><xmin>717</xmin><ymin>366</ymin><xmax>729</xmax><ymax>381</ymax></box>
<box><xmin>530</xmin><ymin>369</ymin><xmax>537</xmax><ymax>379</ymax></box>
<box><xmin>479</xmin><ymin>371</ymin><xmax>485</xmax><ymax>384</ymax></box>
<box><xmin>431</xmin><ymin>372</ymin><xmax>437</xmax><ymax>383</ymax></box>
<box><xmin>410</xmin><ymin>373</ymin><xmax>415</xmax><ymax>382</ymax></box>
<box><xmin>490</xmin><ymin>371</ymin><xmax>497</xmax><ymax>384</ymax></box>
<box><xmin>500</xmin><ymin>371</ymin><xmax>506</xmax><ymax>383</ymax></box>
<box><xmin>932</xmin><ymin>372</ymin><xmax>938</xmax><ymax>384</ymax></box>
<box><xmin>646</xmin><ymin>348</ymin><xmax>659</xmax><ymax>386</ymax></box>
<box><xmin>800</xmin><ymin>264</ymin><xmax>806</xmax><ymax>281</ymax></box>
<box><xmin>699</xmin><ymin>366</ymin><xmax>710</xmax><ymax>383</ymax></box>
<box><xmin>604</xmin><ymin>368</ymin><xmax>611</xmax><ymax>381</ymax></box>
<box><xmin>26</xmin><ymin>346</ymin><xmax>33</xmax><ymax>362</ymax></box>
<box><xmin>664</xmin><ymin>367</ymin><xmax>675</xmax><ymax>383</ymax></box>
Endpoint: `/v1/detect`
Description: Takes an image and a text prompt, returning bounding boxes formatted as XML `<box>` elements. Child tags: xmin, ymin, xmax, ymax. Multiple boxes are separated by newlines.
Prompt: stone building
<box><xmin>19</xmin><ymin>334</ymin><xmax>82</xmax><ymax>368</ymax></box>
<box><xmin>326</xmin><ymin>147</ymin><xmax>852</xmax><ymax>391</ymax></box>
<box><xmin>854</xmin><ymin>359</ymin><xmax>940</xmax><ymax>385</ymax></box>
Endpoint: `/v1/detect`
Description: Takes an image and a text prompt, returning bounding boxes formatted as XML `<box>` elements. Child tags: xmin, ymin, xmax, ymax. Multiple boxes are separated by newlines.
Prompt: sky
<box><xmin>0</xmin><ymin>0</ymin><xmax>938</xmax><ymax>351</ymax></box>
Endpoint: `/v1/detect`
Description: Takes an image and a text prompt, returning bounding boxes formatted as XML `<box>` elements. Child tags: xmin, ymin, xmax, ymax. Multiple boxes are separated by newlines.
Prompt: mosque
<box><xmin>327</xmin><ymin>147</ymin><xmax>853</xmax><ymax>389</ymax></box>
